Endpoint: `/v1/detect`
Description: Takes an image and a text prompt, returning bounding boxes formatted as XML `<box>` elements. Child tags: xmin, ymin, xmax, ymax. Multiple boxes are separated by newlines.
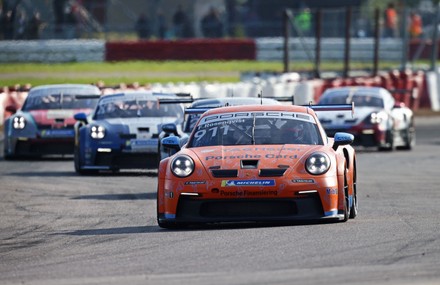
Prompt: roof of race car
<box><xmin>98</xmin><ymin>91</ymin><xmax>184</xmax><ymax>104</ymax></box>
<box><xmin>28</xmin><ymin>84</ymin><xmax>101</xmax><ymax>97</ymax></box>
<box><xmin>189</xmin><ymin>97</ymin><xmax>282</xmax><ymax>108</ymax></box>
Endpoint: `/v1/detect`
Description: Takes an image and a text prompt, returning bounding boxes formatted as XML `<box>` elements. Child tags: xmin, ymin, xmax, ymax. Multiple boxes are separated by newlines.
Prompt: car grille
<box><xmin>211</xmin><ymin>169</ymin><xmax>238</xmax><ymax>178</ymax></box>
<box><xmin>15</xmin><ymin>140</ymin><xmax>73</xmax><ymax>155</ymax></box>
<box><xmin>200</xmin><ymin>200</ymin><xmax>297</xmax><ymax>217</ymax></box>
<box><xmin>95</xmin><ymin>152</ymin><xmax>159</xmax><ymax>169</ymax></box>
<box><xmin>259</xmin><ymin>168</ymin><xmax>286</xmax><ymax>177</ymax></box>
<box><xmin>175</xmin><ymin>195</ymin><xmax>324</xmax><ymax>220</ymax></box>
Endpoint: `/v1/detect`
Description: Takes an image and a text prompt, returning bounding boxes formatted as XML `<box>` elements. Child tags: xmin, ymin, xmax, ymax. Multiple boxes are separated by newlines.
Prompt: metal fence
<box><xmin>1</xmin><ymin>1</ymin><xmax>438</xmax><ymax>42</ymax></box>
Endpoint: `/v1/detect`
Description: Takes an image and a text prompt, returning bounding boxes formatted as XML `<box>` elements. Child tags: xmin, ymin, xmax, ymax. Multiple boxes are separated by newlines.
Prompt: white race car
<box><xmin>317</xmin><ymin>86</ymin><xmax>415</xmax><ymax>150</ymax></box>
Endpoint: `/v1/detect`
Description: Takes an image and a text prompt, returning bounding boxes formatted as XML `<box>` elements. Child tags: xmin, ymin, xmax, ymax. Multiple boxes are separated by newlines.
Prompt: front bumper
<box><xmin>83</xmin><ymin>149</ymin><xmax>159</xmax><ymax>170</ymax></box>
<box><xmin>158</xmin><ymin>187</ymin><xmax>346</xmax><ymax>226</ymax></box>
<box><xmin>325</xmin><ymin>125</ymin><xmax>386</xmax><ymax>147</ymax></box>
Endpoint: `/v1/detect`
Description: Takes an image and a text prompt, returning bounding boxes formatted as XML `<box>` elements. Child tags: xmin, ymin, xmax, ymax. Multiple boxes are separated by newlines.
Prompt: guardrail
<box><xmin>0</xmin><ymin>38</ymin><xmax>405</xmax><ymax>63</ymax></box>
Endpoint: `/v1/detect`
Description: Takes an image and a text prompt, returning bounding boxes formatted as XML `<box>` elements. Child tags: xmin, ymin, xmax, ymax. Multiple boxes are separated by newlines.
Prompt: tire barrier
<box><xmin>1</xmin><ymin>69</ymin><xmax>435</xmax><ymax>129</ymax></box>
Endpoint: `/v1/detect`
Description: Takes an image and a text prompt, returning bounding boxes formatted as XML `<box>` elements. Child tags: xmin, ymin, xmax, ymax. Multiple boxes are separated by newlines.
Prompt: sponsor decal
<box><xmin>46</xmin><ymin>110</ymin><xmax>74</xmax><ymax>119</ymax></box>
<box><xmin>200</xmin><ymin>149</ymin><xmax>216</xmax><ymax>153</ymax></box>
<box><xmin>130</xmin><ymin>139</ymin><xmax>157</xmax><ymax>146</ymax></box>
<box><xmin>326</xmin><ymin>188</ymin><xmax>338</xmax><ymax>195</ymax></box>
<box><xmin>221</xmin><ymin>180</ymin><xmax>275</xmax><ymax>187</ymax></box>
<box><xmin>184</xmin><ymin>181</ymin><xmax>206</xmax><ymax>185</ymax></box>
<box><xmin>40</xmin><ymin>129</ymin><xmax>75</xmax><ymax>138</ymax></box>
<box><xmin>292</xmin><ymin>179</ymin><xmax>315</xmax><ymax>183</ymax></box>
<box><xmin>206</xmin><ymin>153</ymin><xmax>297</xmax><ymax>160</ymax></box>
<box><xmin>219</xmin><ymin>190</ymin><xmax>278</xmax><ymax>197</ymax></box>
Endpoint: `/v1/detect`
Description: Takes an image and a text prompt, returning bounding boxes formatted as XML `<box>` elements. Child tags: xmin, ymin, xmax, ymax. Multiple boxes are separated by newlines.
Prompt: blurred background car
<box><xmin>3</xmin><ymin>84</ymin><xmax>101</xmax><ymax>159</ymax></box>
<box><xmin>317</xmin><ymin>86</ymin><xmax>415</xmax><ymax>151</ymax></box>
<box><xmin>73</xmin><ymin>90</ymin><xmax>185</xmax><ymax>174</ymax></box>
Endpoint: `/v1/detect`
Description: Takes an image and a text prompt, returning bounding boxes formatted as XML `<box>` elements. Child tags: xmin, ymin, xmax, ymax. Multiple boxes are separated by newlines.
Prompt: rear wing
<box><xmin>159</xmin><ymin>95</ymin><xmax>296</xmax><ymax>107</ymax></box>
<box><xmin>304</xmin><ymin>103</ymin><xmax>355</xmax><ymax>117</ymax></box>
<box><xmin>185</xmin><ymin>102</ymin><xmax>355</xmax><ymax>115</ymax></box>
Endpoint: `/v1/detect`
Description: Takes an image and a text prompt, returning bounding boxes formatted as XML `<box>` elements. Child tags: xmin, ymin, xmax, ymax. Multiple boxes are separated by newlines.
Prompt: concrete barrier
<box><xmin>426</xmin><ymin>71</ymin><xmax>440</xmax><ymax>111</ymax></box>
<box><xmin>256</xmin><ymin>38</ymin><xmax>403</xmax><ymax>61</ymax></box>
<box><xmin>0</xmin><ymin>40</ymin><xmax>105</xmax><ymax>63</ymax></box>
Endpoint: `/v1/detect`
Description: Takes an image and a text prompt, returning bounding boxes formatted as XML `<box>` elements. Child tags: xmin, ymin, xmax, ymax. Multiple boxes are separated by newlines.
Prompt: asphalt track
<box><xmin>1</xmin><ymin>116</ymin><xmax>440</xmax><ymax>285</ymax></box>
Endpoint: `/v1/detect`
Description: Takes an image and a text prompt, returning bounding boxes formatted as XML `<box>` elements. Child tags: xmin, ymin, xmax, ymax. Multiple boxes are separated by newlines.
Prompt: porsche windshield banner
<box><xmin>199</xmin><ymin>111</ymin><xmax>314</xmax><ymax>126</ymax></box>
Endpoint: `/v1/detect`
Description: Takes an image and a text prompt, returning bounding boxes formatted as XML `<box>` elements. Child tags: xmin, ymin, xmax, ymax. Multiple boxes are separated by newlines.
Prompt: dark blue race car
<box><xmin>73</xmin><ymin>91</ymin><xmax>185</xmax><ymax>174</ymax></box>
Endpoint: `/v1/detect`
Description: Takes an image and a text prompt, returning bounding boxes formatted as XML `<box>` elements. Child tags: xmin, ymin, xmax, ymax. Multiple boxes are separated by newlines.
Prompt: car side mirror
<box><xmin>162</xmin><ymin>123</ymin><xmax>178</xmax><ymax>136</ymax></box>
<box><xmin>332</xmin><ymin>132</ymin><xmax>354</xmax><ymax>150</ymax></box>
<box><xmin>161</xmin><ymin>136</ymin><xmax>181</xmax><ymax>151</ymax></box>
<box><xmin>5</xmin><ymin>105</ymin><xmax>17</xmax><ymax>114</ymax></box>
<box><xmin>74</xmin><ymin>112</ymin><xmax>88</xmax><ymax>123</ymax></box>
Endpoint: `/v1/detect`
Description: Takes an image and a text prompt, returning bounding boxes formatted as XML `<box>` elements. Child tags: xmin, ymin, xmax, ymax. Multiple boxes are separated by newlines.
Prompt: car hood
<box><xmin>189</xmin><ymin>144</ymin><xmax>324</xmax><ymax>172</ymax></box>
<box><xmin>29</xmin><ymin>109</ymin><xmax>91</xmax><ymax>126</ymax></box>
<box><xmin>103</xmin><ymin>116</ymin><xmax>181</xmax><ymax>134</ymax></box>
<box><xmin>317</xmin><ymin>107</ymin><xmax>382</xmax><ymax>126</ymax></box>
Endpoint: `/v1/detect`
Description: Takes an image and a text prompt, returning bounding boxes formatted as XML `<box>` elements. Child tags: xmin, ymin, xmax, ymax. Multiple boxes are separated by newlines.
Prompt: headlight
<box><xmin>12</xmin><ymin>116</ymin><xmax>26</xmax><ymax>129</ymax></box>
<box><xmin>306</xmin><ymin>152</ymin><xmax>331</xmax><ymax>175</ymax></box>
<box><xmin>171</xmin><ymin>155</ymin><xmax>194</xmax><ymax>177</ymax></box>
<box><xmin>90</xmin><ymin>125</ymin><xmax>105</xmax><ymax>139</ymax></box>
<box><xmin>370</xmin><ymin>112</ymin><xmax>387</xmax><ymax>124</ymax></box>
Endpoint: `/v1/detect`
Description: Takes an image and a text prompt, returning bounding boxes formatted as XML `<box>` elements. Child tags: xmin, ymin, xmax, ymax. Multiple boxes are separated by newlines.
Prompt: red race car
<box><xmin>157</xmin><ymin>103</ymin><xmax>357</xmax><ymax>228</ymax></box>
<box><xmin>3</xmin><ymin>84</ymin><xmax>101</xmax><ymax>159</ymax></box>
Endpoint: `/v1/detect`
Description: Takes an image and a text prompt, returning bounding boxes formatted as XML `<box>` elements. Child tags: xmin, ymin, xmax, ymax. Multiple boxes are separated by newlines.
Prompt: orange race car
<box><xmin>157</xmin><ymin>104</ymin><xmax>357</xmax><ymax>228</ymax></box>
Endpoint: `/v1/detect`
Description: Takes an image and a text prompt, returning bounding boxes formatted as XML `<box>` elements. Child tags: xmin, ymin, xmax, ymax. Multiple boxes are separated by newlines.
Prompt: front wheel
<box><xmin>349</xmin><ymin>183</ymin><xmax>358</xmax><ymax>219</ymax></box>
<box><xmin>74</xmin><ymin>145</ymin><xmax>82</xmax><ymax>173</ymax></box>
<box><xmin>399</xmin><ymin>124</ymin><xmax>415</xmax><ymax>150</ymax></box>
<box><xmin>379</xmin><ymin>130</ymin><xmax>394</xmax><ymax>151</ymax></box>
<box><xmin>341</xmin><ymin>173</ymin><xmax>350</xmax><ymax>222</ymax></box>
<box><xmin>74</xmin><ymin>143</ymin><xmax>97</xmax><ymax>175</ymax></box>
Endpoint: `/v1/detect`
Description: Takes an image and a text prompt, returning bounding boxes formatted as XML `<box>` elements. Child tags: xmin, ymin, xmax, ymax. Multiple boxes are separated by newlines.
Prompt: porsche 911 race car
<box><xmin>157</xmin><ymin>104</ymin><xmax>358</xmax><ymax>228</ymax></box>
<box><xmin>3</xmin><ymin>84</ymin><xmax>101</xmax><ymax>159</ymax></box>
<box><xmin>73</xmin><ymin>91</ymin><xmax>185</xmax><ymax>174</ymax></box>
<box><xmin>317</xmin><ymin>86</ymin><xmax>415</xmax><ymax>151</ymax></box>
<box><xmin>158</xmin><ymin>96</ymin><xmax>285</xmax><ymax>161</ymax></box>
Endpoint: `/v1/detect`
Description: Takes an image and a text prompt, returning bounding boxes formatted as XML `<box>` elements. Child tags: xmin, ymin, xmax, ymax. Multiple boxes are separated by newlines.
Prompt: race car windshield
<box><xmin>320</xmin><ymin>93</ymin><xmax>383</xmax><ymax>108</ymax></box>
<box><xmin>94</xmin><ymin>99</ymin><xmax>183</xmax><ymax>120</ymax></box>
<box><xmin>188</xmin><ymin>111</ymin><xmax>323</xmax><ymax>147</ymax></box>
<box><xmin>22</xmin><ymin>94</ymin><xmax>99</xmax><ymax>111</ymax></box>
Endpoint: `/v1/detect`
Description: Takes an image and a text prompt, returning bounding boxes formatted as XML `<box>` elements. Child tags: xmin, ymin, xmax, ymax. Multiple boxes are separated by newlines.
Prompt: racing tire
<box><xmin>3</xmin><ymin>151</ymin><xmax>15</xmax><ymax>161</ymax></box>
<box><xmin>74</xmin><ymin>144</ymin><xmax>97</xmax><ymax>175</ymax></box>
<box><xmin>398</xmin><ymin>124</ymin><xmax>415</xmax><ymax>150</ymax></box>
<box><xmin>349</xmin><ymin>175</ymin><xmax>358</xmax><ymax>219</ymax></box>
<box><xmin>378</xmin><ymin>130</ymin><xmax>394</xmax><ymax>151</ymax></box>
<box><xmin>74</xmin><ymin>145</ymin><xmax>82</xmax><ymax>174</ymax></box>
<box><xmin>341</xmin><ymin>170</ymin><xmax>350</xmax><ymax>222</ymax></box>
<box><xmin>156</xmin><ymin>187</ymin><xmax>185</xmax><ymax>229</ymax></box>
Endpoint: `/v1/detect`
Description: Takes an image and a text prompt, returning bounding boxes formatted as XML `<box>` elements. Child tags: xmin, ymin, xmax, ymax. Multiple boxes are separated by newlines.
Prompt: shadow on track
<box><xmin>71</xmin><ymin>192</ymin><xmax>156</xmax><ymax>200</ymax></box>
